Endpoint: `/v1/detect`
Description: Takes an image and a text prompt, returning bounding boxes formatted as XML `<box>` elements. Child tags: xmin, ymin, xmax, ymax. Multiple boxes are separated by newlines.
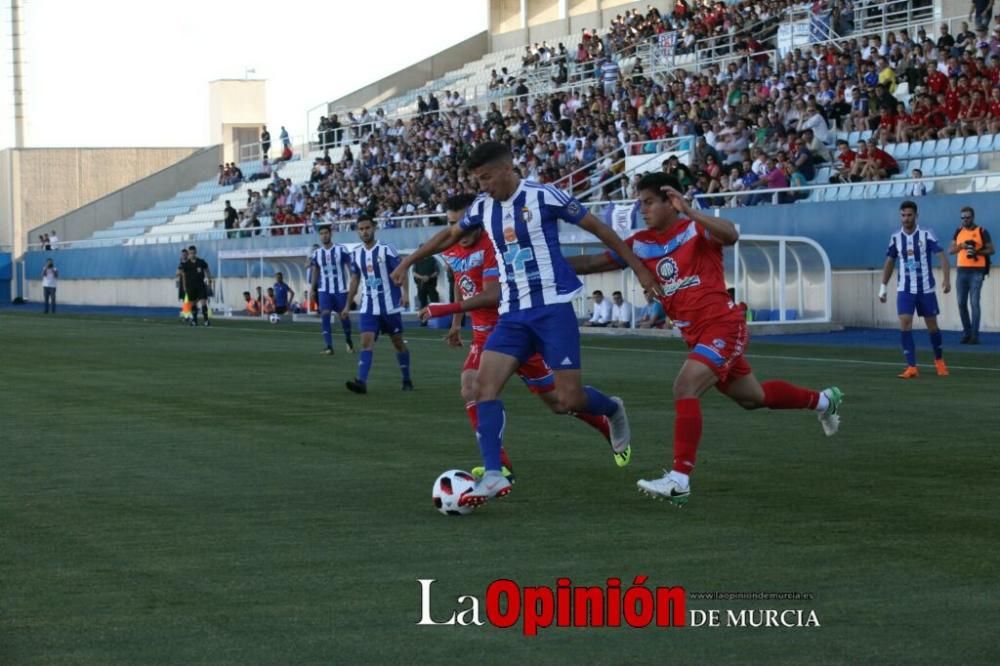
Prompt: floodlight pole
<box><xmin>11</xmin><ymin>0</ymin><xmax>26</xmax><ymax>147</ymax></box>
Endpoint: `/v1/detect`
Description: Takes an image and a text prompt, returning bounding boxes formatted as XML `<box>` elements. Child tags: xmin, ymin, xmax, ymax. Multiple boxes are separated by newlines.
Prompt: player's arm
<box><xmin>878</xmin><ymin>256</ymin><xmax>895</xmax><ymax>302</ymax></box>
<box><xmin>390</xmin><ymin>225</ymin><xmax>464</xmax><ymax>284</ymax></box>
<box><xmin>577</xmin><ymin>214</ymin><xmax>664</xmax><ymax>297</ymax></box>
<box><xmin>341</xmin><ymin>274</ymin><xmax>359</xmax><ymax>320</ymax></box>
<box><xmin>664</xmin><ymin>185</ymin><xmax>739</xmax><ymax>245</ymax></box>
<box><xmin>938</xmin><ymin>250</ymin><xmax>951</xmax><ymax>293</ymax></box>
<box><xmin>423</xmin><ymin>280</ymin><xmax>501</xmax><ymax>319</ymax></box>
<box><xmin>566</xmin><ymin>252</ymin><xmax>622</xmax><ymax>275</ymax></box>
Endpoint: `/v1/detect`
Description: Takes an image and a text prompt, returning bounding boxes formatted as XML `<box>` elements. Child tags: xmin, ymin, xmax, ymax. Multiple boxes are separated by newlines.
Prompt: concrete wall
<box><xmin>324</xmin><ymin>32</ymin><xmax>490</xmax><ymax>115</ymax></box>
<box><xmin>23</xmin><ymin>269</ymin><xmax>999</xmax><ymax>332</ymax></box>
<box><xmin>488</xmin><ymin>0</ymin><xmax>671</xmax><ymax>50</ymax></box>
<box><xmin>0</xmin><ymin>146</ymin><xmax>208</xmax><ymax>257</ymax></box>
<box><xmin>209</xmin><ymin>80</ymin><xmax>267</xmax><ymax>164</ymax></box>
<box><xmin>25</xmin><ymin>145</ymin><xmax>222</xmax><ymax>251</ymax></box>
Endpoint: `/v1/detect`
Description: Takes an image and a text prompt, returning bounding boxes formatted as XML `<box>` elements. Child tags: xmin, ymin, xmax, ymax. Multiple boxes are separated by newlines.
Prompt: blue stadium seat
<box><xmin>948</xmin><ymin>155</ymin><xmax>965</xmax><ymax>175</ymax></box>
<box><xmin>933</xmin><ymin>139</ymin><xmax>950</xmax><ymax>157</ymax></box>
<box><xmin>963</xmin><ymin>154</ymin><xmax>980</xmax><ymax>171</ymax></box>
<box><xmin>784</xmin><ymin>309</ymin><xmax>799</xmax><ymax>321</ymax></box>
<box><xmin>860</xmin><ymin>129</ymin><xmax>873</xmax><ymax>141</ymax></box>
<box><xmin>977</xmin><ymin>134</ymin><xmax>994</xmax><ymax>152</ymax></box>
<box><xmin>768</xmin><ymin>309</ymin><xmax>782</xmax><ymax>321</ymax></box>
<box><xmin>754</xmin><ymin>309</ymin><xmax>772</xmax><ymax>321</ymax></box>
<box><xmin>848</xmin><ymin>131</ymin><xmax>860</xmax><ymax>145</ymax></box>
<box><xmin>949</xmin><ymin>137</ymin><xmax>965</xmax><ymax>154</ymax></box>
<box><xmin>836</xmin><ymin>184</ymin><xmax>853</xmax><ymax>201</ymax></box>
<box><xmin>886</xmin><ymin>143</ymin><xmax>906</xmax><ymax>160</ymax></box>
<box><xmin>920</xmin><ymin>141</ymin><xmax>937</xmax><ymax>158</ymax></box>
<box><xmin>932</xmin><ymin>156</ymin><xmax>950</xmax><ymax>176</ymax></box>
<box><xmin>890</xmin><ymin>182</ymin><xmax>907</xmax><ymax>197</ymax></box>
<box><xmin>864</xmin><ymin>184</ymin><xmax>879</xmax><ymax>199</ymax></box>
<box><xmin>963</xmin><ymin>136</ymin><xmax>980</xmax><ymax>153</ymax></box>
<box><xmin>815</xmin><ymin>166</ymin><xmax>831</xmax><ymax>183</ymax></box>
<box><xmin>849</xmin><ymin>185</ymin><xmax>865</xmax><ymax>199</ymax></box>
<box><xmin>906</xmin><ymin>141</ymin><xmax>923</xmax><ymax>159</ymax></box>
<box><xmin>876</xmin><ymin>183</ymin><xmax>893</xmax><ymax>197</ymax></box>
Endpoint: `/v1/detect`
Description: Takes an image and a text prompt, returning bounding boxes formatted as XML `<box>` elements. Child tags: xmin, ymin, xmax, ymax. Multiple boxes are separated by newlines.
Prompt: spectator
<box><xmin>412</xmin><ymin>251</ymin><xmax>440</xmax><ymax>322</ymax></box>
<box><xmin>243</xmin><ymin>290</ymin><xmax>261</xmax><ymax>316</ymax></box>
<box><xmin>950</xmin><ymin>206</ymin><xmax>994</xmax><ymax>344</ymax></box>
<box><xmin>584</xmin><ymin>289</ymin><xmax>612</xmax><ymax>327</ymax></box>
<box><xmin>248</xmin><ymin>157</ymin><xmax>272</xmax><ymax>181</ymax></box>
<box><xmin>261</xmin><ymin>126</ymin><xmax>271</xmax><ymax>157</ymax></box>
<box><xmin>262</xmin><ymin>287</ymin><xmax>276</xmax><ymax>315</ymax></box>
<box><xmin>610</xmin><ymin>290</ymin><xmax>633</xmax><ymax>327</ymax></box>
<box><xmin>49</xmin><ymin>231</ymin><xmax>59</xmax><ymax>248</ymax></box>
<box><xmin>272</xmin><ymin>272</ymin><xmax>295</xmax><ymax>315</ymax></box>
<box><xmin>41</xmin><ymin>258</ymin><xmax>58</xmax><ymax>314</ymax></box>
<box><xmin>636</xmin><ymin>291</ymin><xmax>667</xmax><ymax>329</ymax></box>
<box><xmin>908</xmin><ymin>168</ymin><xmax>927</xmax><ymax>196</ymax></box>
<box><xmin>280</xmin><ymin>126</ymin><xmax>291</xmax><ymax>150</ymax></box>
<box><xmin>224</xmin><ymin>200</ymin><xmax>238</xmax><ymax>238</ymax></box>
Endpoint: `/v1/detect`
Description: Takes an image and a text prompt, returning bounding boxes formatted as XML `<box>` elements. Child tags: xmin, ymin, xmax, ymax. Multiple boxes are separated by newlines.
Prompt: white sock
<box><xmin>668</xmin><ymin>470</ymin><xmax>690</xmax><ymax>489</ymax></box>
<box><xmin>814</xmin><ymin>392</ymin><xmax>830</xmax><ymax>413</ymax></box>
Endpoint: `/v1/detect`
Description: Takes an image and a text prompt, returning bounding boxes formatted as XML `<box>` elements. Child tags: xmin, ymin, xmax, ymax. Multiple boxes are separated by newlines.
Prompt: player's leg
<box><xmin>534</xmin><ymin>303</ymin><xmax>629</xmax><ymax>453</ymax></box>
<box><xmin>521</xmin><ymin>354</ymin><xmax>618</xmax><ymax>462</ymax></box>
<box><xmin>387</xmin><ymin>314</ymin><xmax>412</xmax><ymax>389</ymax></box>
<box><xmin>897</xmin><ymin>291</ymin><xmax>918</xmax><ymax>377</ymax></box>
<box><xmin>346</xmin><ymin>315</ymin><xmax>378</xmax><ymax>393</ymax></box>
<box><xmin>333</xmin><ymin>293</ymin><xmax>354</xmax><ymax>352</ymax></box>
<box><xmin>461</xmin><ymin>322</ymin><xmax>527</xmax><ymax>507</ymax></box>
<box><xmin>916</xmin><ymin>291</ymin><xmax>946</xmax><ymax>374</ymax></box>
<box><xmin>200</xmin><ymin>297</ymin><xmax>210</xmax><ymax>325</ymax></box>
<box><xmin>719</xmin><ymin>363</ymin><xmax>844</xmax><ymax>436</ymax></box>
<box><xmin>466</xmin><ymin>361</ymin><xmax>515</xmax><ymax>480</ymax></box>
<box><xmin>189</xmin><ymin>292</ymin><xmax>198</xmax><ymax>324</ymax></box>
<box><xmin>319</xmin><ymin>291</ymin><xmax>334</xmax><ymax>354</ymax></box>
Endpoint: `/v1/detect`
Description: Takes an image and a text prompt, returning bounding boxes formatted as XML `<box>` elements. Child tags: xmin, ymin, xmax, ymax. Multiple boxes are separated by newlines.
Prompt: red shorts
<box><xmin>463</xmin><ymin>342</ymin><xmax>555</xmax><ymax>394</ymax></box>
<box><xmin>685</xmin><ymin>317</ymin><xmax>752</xmax><ymax>391</ymax></box>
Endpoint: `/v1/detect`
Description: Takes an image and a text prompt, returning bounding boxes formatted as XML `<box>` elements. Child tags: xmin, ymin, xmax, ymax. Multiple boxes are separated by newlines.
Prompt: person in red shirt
<box><xmin>419</xmin><ymin>195</ymin><xmax>616</xmax><ymax>480</ymax></box>
<box><xmin>988</xmin><ymin>87</ymin><xmax>1000</xmax><ymax>133</ymax></box>
<box><xmin>566</xmin><ymin>172</ymin><xmax>843</xmax><ymax>505</ymax></box>
<box><xmin>926</xmin><ymin>63</ymin><xmax>949</xmax><ymax>95</ymax></box>
<box><xmin>830</xmin><ymin>139</ymin><xmax>857</xmax><ymax>183</ymax></box>
<box><xmin>859</xmin><ymin>142</ymin><xmax>900</xmax><ymax>180</ymax></box>
<box><xmin>960</xmin><ymin>89</ymin><xmax>989</xmax><ymax>135</ymax></box>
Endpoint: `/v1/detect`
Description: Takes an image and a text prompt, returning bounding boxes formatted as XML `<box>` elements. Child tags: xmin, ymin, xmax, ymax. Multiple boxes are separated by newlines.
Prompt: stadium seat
<box><xmin>925</xmin><ymin>181</ymin><xmax>937</xmax><ymax>194</ymax></box>
<box><xmin>920</xmin><ymin>141</ymin><xmax>937</xmax><ymax>158</ymax></box>
<box><xmin>815</xmin><ymin>166</ymin><xmax>831</xmax><ymax>183</ymax></box>
<box><xmin>886</xmin><ymin>143</ymin><xmax>905</xmax><ymax>160</ymax></box>
<box><xmin>849</xmin><ymin>185</ymin><xmax>865</xmax><ymax>199</ymax></box>
<box><xmin>948</xmin><ymin>155</ymin><xmax>965</xmax><ymax>175</ymax></box>
<box><xmin>906</xmin><ymin>141</ymin><xmax>923</xmax><ymax>159</ymax></box>
<box><xmin>860</xmin><ymin>129</ymin><xmax>873</xmax><ymax>142</ymax></box>
<box><xmin>918</xmin><ymin>157</ymin><xmax>935</xmax><ymax>175</ymax></box>
<box><xmin>753</xmin><ymin>309</ymin><xmax>772</xmax><ymax>321</ymax></box>
<box><xmin>784</xmin><ymin>309</ymin><xmax>799</xmax><ymax>321</ymax></box>
<box><xmin>984</xmin><ymin>175</ymin><xmax>1000</xmax><ymax>190</ymax></box>
<box><xmin>890</xmin><ymin>182</ymin><xmax>907</xmax><ymax>197</ymax></box>
<box><xmin>977</xmin><ymin>134</ymin><xmax>994</xmax><ymax>152</ymax></box>
<box><xmin>768</xmin><ymin>309</ymin><xmax>782</xmax><ymax>321</ymax></box>
<box><xmin>836</xmin><ymin>184</ymin><xmax>853</xmax><ymax>201</ymax></box>
<box><xmin>847</xmin><ymin>131</ymin><xmax>860</xmax><ymax>145</ymax></box>
<box><xmin>933</xmin><ymin>139</ymin><xmax>950</xmax><ymax>157</ymax></box>
<box><xmin>864</xmin><ymin>184</ymin><xmax>879</xmax><ymax>199</ymax></box>
<box><xmin>949</xmin><ymin>137</ymin><xmax>966</xmax><ymax>154</ymax></box>
<box><xmin>931</xmin><ymin>156</ymin><xmax>949</xmax><ymax>176</ymax></box>
<box><xmin>876</xmin><ymin>183</ymin><xmax>892</xmax><ymax>197</ymax></box>
<box><xmin>963</xmin><ymin>154</ymin><xmax>980</xmax><ymax>171</ymax></box>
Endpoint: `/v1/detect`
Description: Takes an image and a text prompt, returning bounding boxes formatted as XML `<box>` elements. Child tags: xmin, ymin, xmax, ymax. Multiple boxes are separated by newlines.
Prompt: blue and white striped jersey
<box><xmin>459</xmin><ymin>179</ymin><xmax>587</xmax><ymax>315</ymax></box>
<box><xmin>886</xmin><ymin>226</ymin><xmax>944</xmax><ymax>294</ymax></box>
<box><xmin>350</xmin><ymin>242</ymin><xmax>403</xmax><ymax>315</ymax></box>
<box><xmin>310</xmin><ymin>243</ymin><xmax>352</xmax><ymax>294</ymax></box>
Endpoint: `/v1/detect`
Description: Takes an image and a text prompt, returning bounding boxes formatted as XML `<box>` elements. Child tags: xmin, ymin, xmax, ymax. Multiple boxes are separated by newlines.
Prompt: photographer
<box><xmin>950</xmin><ymin>207</ymin><xmax>994</xmax><ymax>344</ymax></box>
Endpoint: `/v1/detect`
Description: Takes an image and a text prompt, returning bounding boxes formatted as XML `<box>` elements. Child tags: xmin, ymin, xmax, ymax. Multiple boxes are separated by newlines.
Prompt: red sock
<box><xmin>500</xmin><ymin>447</ymin><xmax>513</xmax><ymax>471</ymax></box>
<box><xmin>673</xmin><ymin>398</ymin><xmax>702</xmax><ymax>474</ymax></box>
<box><xmin>573</xmin><ymin>412</ymin><xmax>611</xmax><ymax>442</ymax></box>
<box><xmin>465</xmin><ymin>401</ymin><xmax>478</xmax><ymax>431</ymax></box>
<box><xmin>761</xmin><ymin>380</ymin><xmax>819</xmax><ymax>410</ymax></box>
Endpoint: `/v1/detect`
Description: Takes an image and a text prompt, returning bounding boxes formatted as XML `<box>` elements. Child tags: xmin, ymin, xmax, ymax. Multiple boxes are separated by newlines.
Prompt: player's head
<box><xmin>446</xmin><ymin>194</ymin><xmax>479</xmax><ymax>247</ymax></box>
<box><xmin>960</xmin><ymin>206</ymin><xmax>975</xmax><ymax>228</ymax></box>
<box><xmin>243</xmin><ymin>291</ymin><xmax>251</xmax><ymax>301</ymax></box>
<box><xmin>466</xmin><ymin>142</ymin><xmax>517</xmax><ymax>201</ymax></box>
<box><xmin>356</xmin><ymin>215</ymin><xmax>376</xmax><ymax>245</ymax></box>
<box><xmin>188</xmin><ymin>245</ymin><xmax>198</xmax><ymax>258</ymax></box>
<box><xmin>275</xmin><ymin>271</ymin><xmax>284</xmax><ymax>283</ymax></box>
<box><xmin>180</xmin><ymin>248</ymin><xmax>188</xmax><ymax>259</ymax></box>
<box><xmin>636</xmin><ymin>172</ymin><xmax>683</xmax><ymax>229</ymax></box>
<box><xmin>899</xmin><ymin>201</ymin><xmax>918</xmax><ymax>230</ymax></box>
<box><xmin>318</xmin><ymin>225</ymin><xmax>332</xmax><ymax>244</ymax></box>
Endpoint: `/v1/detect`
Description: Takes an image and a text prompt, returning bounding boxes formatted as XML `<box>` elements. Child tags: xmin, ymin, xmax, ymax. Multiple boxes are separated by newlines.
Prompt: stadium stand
<box><xmin>59</xmin><ymin>0</ymin><xmax>1000</xmax><ymax>248</ymax></box>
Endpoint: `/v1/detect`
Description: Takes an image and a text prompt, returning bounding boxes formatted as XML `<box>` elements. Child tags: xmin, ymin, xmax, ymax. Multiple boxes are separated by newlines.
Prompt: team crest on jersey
<box><xmin>458</xmin><ymin>275</ymin><xmax>476</xmax><ymax>298</ymax></box>
<box><xmin>656</xmin><ymin>257</ymin><xmax>679</xmax><ymax>281</ymax></box>
<box><xmin>521</xmin><ymin>207</ymin><xmax>533</xmax><ymax>223</ymax></box>
<box><xmin>567</xmin><ymin>201</ymin><xmax>581</xmax><ymax>216</ymax></box>
<box><xmin>713</xmin><ymin>338</ymin><xmax>726</xmax><ymax>350</ymax></box>
<box><xmin>503</xmin><ymin>227</ymin><xmax>518</xmax><ymax>243</ymax></box>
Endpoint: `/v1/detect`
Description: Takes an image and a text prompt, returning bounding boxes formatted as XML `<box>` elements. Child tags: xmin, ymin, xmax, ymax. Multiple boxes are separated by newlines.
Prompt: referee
<box><xmin>181</xmin><ymin>245</ymin><xmax>213</xmax><ymax>327</ymax></box>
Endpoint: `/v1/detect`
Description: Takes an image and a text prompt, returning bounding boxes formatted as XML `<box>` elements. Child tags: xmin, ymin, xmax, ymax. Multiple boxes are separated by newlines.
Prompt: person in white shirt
<box><xmin>49</xmin><ymin>231</ymin><xmax>59</xmax><ymax>247</ymax></box>
<box><xmin>584</xmin><ymin>289</ymin><xmax>612</xmax><ymax>327</ymax></box>
<box><xmin>41</xmin><ymin>258</ymin><xmax>58</xmax><ymax>314</ymax></box>
<box><xmin>610</xmin><ymin>291</ymin><xmax>633</xmax><ymax>328</ymax></box>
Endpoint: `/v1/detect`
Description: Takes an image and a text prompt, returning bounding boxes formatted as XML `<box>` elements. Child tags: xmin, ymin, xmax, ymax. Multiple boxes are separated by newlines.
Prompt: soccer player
<box><xmin>272</xmin><ymin>272</ymin><xmax>295</xmax><ymax>316</ymax></box>
<box><xmin>342</xmin><ymin>216</ymin><xmax>413</xmax><ymax>393</ymax></box>
<box><xmin>418</xmin><ymin>194</ymin><xmax>618</xmax><ymax>479</ymax></box>
<box><xmin>879</xmin><ymin>200</ymin><xmax>951</xmax><ymax>378</ymax></box>
<box><xmin>181</xmin><ymin>245</ymin><xmax>212</xmax><ymax>327</ymax></box>
<box><xmin>566</xmin><ymin>172</ymin><xmax>844</xmax><ymax>506</ymax></box>
<box><xmin>392</xmin><ymin>142</ymin><xmax>662</xmax><ymax>507</ymax></box>
<box><xmin>176</xmin><ymin>248</ymin><xmax>191</xmax><ymax>321</ymax></box>
<box><xmin>310</xmin><ymin>227</ymin><xmax>355</xmax><ymax>355</ymax></box>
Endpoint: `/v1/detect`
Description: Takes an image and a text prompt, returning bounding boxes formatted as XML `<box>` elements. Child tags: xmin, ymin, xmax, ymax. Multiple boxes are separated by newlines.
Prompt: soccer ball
<box><xmin>269</xmin><ymin>313</ymin><xmax>280</xmax><ymax>324</ymax></box>
<box><xmin>432</xmin><ymin>469</ymin><xmax>477</xmax><ymax>516</ymax></box>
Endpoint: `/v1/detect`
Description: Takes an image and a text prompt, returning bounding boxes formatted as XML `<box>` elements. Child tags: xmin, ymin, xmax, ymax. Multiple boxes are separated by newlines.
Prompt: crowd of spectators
<box><xmin>224</xmin><ymin>1</ymin><xmax>1000</xmax><ymax>233</ymax></box>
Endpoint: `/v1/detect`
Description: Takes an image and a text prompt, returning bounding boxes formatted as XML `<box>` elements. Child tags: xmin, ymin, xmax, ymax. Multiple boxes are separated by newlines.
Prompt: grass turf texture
<box><xmin>2</xmin><ymin>312</ymin><xmax>998</xmax><ymax>665</ymax></box>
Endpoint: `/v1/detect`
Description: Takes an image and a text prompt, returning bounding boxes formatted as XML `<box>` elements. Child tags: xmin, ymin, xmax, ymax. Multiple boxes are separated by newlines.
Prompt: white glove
<box><xmin>878</xmin><ymin>283</ymin><xmax>887</xmax><ymax>299</ymax></box>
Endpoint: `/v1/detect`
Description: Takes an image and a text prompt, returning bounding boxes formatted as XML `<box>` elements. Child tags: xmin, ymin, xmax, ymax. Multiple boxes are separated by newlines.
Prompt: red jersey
<box><xmin>441</xmin><ymin>232</ymin><xmax>500</xmax><ymax>339</ymax></box>
<box><xmin>606</xmin><ymin>219</ymin><xmax>742</xmax><ymax>343</ymax></box>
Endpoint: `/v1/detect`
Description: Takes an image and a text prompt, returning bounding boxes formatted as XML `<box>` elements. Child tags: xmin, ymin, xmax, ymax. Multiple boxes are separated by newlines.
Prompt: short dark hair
<box><xmin>188</xmin><ymin>245</ymin><xmax>197</xmax><ymax>252</ymax></box>
<box><xmin>900</xmin><ymin>200</ymin><xmax>918</xmax><ymax>213</ymax></box>
<box><xmin>445</xmin><ymin>193</ymin><xmax>477</xmax><ymax>212</ymax></box>
<box><xmin>961</xmin><ymin>205</ymin><xmax>975</xmax><ymax>217</ymax></box>
<box><xmin>465</xmin><ymin>141</ymin><xmax>512</xmax><ymax>170</ymax></box>
<box><xmin>636</xmin><ymin>171</ymin><xmax>680</xmax><ymax>200</ymax></box>
<box><xmin>318</xmin><ymin>225</ymin><xmax>332</xmax><ymax>233</ymax></box>
<box><xmin>613</xmin><ymin>291</ymin><xmax>622</xmax><ymax>297</ymax></box>
<box><xmin>593</xmin><ymin>290</ymin><xmax>604</xmax><ymax>297</ymax></box>
<box><xmin>357</xmin><ymin>214</ymin><xmax>375</xmax><ymax>225</ymax></box>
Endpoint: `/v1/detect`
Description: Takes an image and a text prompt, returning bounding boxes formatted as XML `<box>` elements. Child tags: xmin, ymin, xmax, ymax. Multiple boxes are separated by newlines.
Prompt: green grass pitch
<box><xmin>2</xmin><ymin>313</ymin><xmax>998</xmax><ymax>664</ymax></box>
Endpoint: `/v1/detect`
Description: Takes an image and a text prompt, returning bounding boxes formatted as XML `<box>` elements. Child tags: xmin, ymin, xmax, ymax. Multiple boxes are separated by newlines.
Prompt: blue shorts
<box><xmin>484</xmin><ymin>302</ymin><xmax>581</xmax><ymax>370</ymax></box>
<box><xmin>360</xmin><ymin>312</ymin><xmax>404</xmax><ymax>337</ymax></box>
<box><xmin>897</xmin><ymin>291</ymin><xmax>939</xmax><ymax>317</ymax></box>
<box><xmin>318</xmin><ymin>291</ymin><xmax>348</xmax><ymax>313</ymax></box>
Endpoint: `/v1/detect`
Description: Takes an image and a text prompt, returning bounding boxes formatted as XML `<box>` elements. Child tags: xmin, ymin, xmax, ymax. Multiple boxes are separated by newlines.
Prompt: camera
<box><xmin>964</xmin><ymin>240</ymin><xmax>977</xmax><ymax>259</ymax></box>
